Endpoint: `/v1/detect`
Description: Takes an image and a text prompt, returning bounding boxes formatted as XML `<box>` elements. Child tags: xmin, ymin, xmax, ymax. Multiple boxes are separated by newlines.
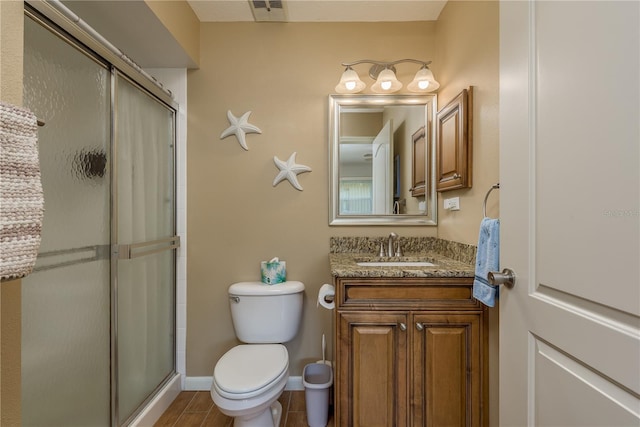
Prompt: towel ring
<box><xmin>482</xmin><ymin>183</ymin><xmax>500</xmax><ymax>218</ymax></box>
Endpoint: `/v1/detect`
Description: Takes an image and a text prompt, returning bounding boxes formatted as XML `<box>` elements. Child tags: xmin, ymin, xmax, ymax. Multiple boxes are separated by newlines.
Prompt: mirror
<box><xmin>329</xmin><ymin>94</ymin><xmax>437</xmax><ymax>225</ymax></box>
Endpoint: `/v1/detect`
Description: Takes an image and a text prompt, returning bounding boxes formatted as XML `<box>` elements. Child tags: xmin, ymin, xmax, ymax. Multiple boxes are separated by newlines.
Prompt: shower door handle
<box><xmin>114</xmin><ymin>236</ymin><xmax>180</xmax><ymax>260</ymax></box>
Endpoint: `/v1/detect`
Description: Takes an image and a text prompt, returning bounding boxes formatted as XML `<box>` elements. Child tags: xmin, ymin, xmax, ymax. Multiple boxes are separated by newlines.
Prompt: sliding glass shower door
<box><xmin>22</xmin><ymin>9</ymin><xmax>178</xmax><ymax>427</ymax></box>
<box><xmin>22</xmin><ymin>15</ymin><xmax>112</xmax><ymax>427</ymax></box>
<box><xmin>114</xmin><ymin>74</ymin><xmax>177</xmax><ymax>425</ymax></box>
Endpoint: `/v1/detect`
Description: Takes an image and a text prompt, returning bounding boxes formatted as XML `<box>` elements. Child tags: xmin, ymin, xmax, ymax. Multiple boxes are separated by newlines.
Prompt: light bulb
<box><xmin>371</xmin><ymin>68</ymin><xmax>402</xmax><ymax>93</ymax></box>
<box><xmin>407</xmin><ymin>66</ymin><xmax>439</xmax><ymax>93</ymax></box>
<box><xmin>335</xmin><ymin>67</ymin><xmax>366</xmax><ymax>93</ymax></box>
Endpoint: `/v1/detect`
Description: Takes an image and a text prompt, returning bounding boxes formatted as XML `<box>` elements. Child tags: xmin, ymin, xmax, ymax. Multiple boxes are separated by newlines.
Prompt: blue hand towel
<box><xmin>473</xmin><ymin>217</ymin><xmax>500</xmax><ymax>307</ymax></box>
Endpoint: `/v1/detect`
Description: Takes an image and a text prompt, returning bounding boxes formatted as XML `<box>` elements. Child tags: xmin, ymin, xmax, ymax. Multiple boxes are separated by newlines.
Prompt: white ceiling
<box><xmin>187</xmin><ymin>0</ymin><xmax>447</xmax><ymax>22</ymax></box>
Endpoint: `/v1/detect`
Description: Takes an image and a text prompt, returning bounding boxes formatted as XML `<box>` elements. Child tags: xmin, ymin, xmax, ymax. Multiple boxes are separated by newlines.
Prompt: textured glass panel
<box><xmin>117</xmin><ymin>250</ymin><xmax>175</xmax><ymax>423</ymax></box>
<box><xmin>115</xmin><ymin>74</ymin><xmax>176</xmax><ymax>423</ymax></box>
<box><xmin>23</xmin><ymin>19</ymin><xmax>110</xmax><ymax>254</ymax></box>
<box><xmin>21</xmin><ymin>261</ymin><xmax>111</xmax><ymax>426</ymax></box>
<box><xmin>21</xmin><ymin>15</ymin><xmax>110</xmax><ymax>427</ymax></box>
<box><xmin>116</xmin><ymin>75</ymin><xmax>175</xmax><ymax>244</ymax></box>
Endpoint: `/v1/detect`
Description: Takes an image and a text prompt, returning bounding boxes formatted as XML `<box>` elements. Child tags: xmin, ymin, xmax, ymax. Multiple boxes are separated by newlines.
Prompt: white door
<box><xmin>499</xmin><ymin>1</ymin><xmax>640</xmax><ymax>426</ymax></box>
<box><xmin>372</xmin><ymin>119</ymin><xmax>393</xmax><ymax>214</ymax></box>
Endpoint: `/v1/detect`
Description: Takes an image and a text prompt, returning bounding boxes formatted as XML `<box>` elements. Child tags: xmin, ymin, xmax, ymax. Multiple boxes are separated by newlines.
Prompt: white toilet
<box><xmin>210</xmin><ymin>281</ymin><xmax>305</xmax><ymax>427</ymax></box>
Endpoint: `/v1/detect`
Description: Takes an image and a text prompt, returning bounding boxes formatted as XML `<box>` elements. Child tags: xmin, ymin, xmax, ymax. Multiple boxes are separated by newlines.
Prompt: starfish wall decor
<box><xmin>273</xmin><ymin>152</ymin><xmax>312</xmax><ymax>191</ymax></box>
<box><xmin>219</xmin><ymin>110</ymin><xmax>262</xmax><ymax>150</ymax></box>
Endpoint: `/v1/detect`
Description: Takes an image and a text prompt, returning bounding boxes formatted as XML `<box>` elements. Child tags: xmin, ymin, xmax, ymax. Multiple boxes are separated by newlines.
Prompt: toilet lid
<box><xmin>214</xmin><ymin>344</ymin><xmax>288</xmax><ymax>395</ymax></box>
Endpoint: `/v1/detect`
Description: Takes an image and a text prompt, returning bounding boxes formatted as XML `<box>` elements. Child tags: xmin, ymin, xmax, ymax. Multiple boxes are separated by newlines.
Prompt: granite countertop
<box><xmin>329</xmin><ymin>252</ymin><xmax>475</xmax><ymax>279</ymax></box>
<box><xmin>328</xmin><ymin>236</ymin><xmax>477</xmax><ymax>279</ymax></box>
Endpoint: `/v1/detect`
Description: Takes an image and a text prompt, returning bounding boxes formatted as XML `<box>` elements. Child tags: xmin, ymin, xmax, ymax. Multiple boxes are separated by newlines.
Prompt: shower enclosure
<box><xmin>21</xmin><ymin>8</ymin><xmax>178</xmax><ymax>426</ymax></box>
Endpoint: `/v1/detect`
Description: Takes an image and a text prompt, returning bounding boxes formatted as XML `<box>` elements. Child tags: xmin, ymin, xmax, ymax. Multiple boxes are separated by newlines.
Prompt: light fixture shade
<box><xmin>371</xmin><ymin>69</ymin><xmax>402</xmax><ymax>93</ymax></box>
<box><xmin>335</xmin><ymin>67</ymin><xmax>366</xmax><ymax>93</ymax></box>
<box><xmin>407</xmin><ymin>67</ymin><xmax>440</xmax><ymax>92</ymax></box>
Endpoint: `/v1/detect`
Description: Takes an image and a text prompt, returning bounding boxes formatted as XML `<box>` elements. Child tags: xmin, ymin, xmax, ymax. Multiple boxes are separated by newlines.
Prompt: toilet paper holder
<box><xmin>317</xmin><ymin>283</ymin><xmax>336</xmax><ymax>310</ymax></box>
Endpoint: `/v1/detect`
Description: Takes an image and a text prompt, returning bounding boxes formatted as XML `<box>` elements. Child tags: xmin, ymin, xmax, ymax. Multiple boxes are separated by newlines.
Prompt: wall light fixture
<box><xmin>335</xmin><ymin>59</ymin><xmax>440</xmax><ymax>94</ymax></box>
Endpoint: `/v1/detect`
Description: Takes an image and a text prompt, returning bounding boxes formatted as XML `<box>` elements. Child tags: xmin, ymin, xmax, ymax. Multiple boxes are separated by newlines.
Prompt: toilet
<box><xmin>210</xmin><ymin>281</ymin><xmax>305</xmax><ymax>427</ymax></box>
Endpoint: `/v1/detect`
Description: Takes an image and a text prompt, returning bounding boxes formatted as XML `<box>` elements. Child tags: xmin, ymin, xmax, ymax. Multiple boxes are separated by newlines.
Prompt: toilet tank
<box><xmin>228</xmin><ymin>281</ymin><xmax>305</xmax><ymax>343</ymax></box>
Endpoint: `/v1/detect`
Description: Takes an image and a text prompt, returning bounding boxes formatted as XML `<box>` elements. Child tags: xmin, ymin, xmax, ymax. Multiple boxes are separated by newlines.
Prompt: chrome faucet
<box><xmin>387</xmin><ymin>232</ymin><xmax>398</xmax><ymax>257</ymax></box>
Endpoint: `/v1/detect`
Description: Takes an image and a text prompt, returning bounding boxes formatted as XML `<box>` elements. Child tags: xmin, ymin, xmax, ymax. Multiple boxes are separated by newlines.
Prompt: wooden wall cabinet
<box><xmin>436</xmin><ymin>87</ymin><xmax>473</xmax><ymax>192</ymax></box>
<box><xmin>334</xmin><ymin>277</ymin><xmax>488</xmax><ymax>427</ymax></box>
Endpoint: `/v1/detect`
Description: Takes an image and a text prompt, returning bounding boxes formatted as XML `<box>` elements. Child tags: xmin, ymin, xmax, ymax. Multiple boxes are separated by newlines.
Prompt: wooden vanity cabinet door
<box><xmin>411</xmin><ymin>313</ymin><xmax>486</xmax><ymax>427</ymax></box>
<box><xmin>336</xmin><ymin>311</ymin><xmax>409</xmax><ymax>427</ymax></box>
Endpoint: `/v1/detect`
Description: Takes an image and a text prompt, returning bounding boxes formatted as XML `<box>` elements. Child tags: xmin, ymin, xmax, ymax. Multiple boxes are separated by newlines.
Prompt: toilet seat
<box><xmin>213</xmin><ymin>344</ymin><xmax>288</xmax><ymax>400</ymax></box>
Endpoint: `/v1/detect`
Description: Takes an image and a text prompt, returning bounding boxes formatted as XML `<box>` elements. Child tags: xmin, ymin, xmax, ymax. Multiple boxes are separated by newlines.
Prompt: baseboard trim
<box><xmin>184</xmin><ymin>376</ymin><xmax>212</xmax><ymax>391</ymax></box>
<box><xmin>287</xmin><ymin>376</ymin><xmax>304</xmax><ymax>391</ymax></box>
<box><xmin>184</xmin><ymin>376</ymin><xmax>304</xmax><ymax>392</ymax></box>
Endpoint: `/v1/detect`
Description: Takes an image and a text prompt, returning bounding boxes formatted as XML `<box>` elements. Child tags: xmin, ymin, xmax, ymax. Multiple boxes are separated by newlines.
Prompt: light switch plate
<box><xmin>444</xmin><ymin>197</ymin><xmax>460</xmax><ymax>210</ymax></box>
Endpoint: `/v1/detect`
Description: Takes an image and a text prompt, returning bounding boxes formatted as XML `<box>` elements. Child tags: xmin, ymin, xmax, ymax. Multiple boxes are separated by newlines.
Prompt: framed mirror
<box><xmin>329</xmin><ymin>94</ymin><xmax>437</xmax><ymax>226</ymax></box>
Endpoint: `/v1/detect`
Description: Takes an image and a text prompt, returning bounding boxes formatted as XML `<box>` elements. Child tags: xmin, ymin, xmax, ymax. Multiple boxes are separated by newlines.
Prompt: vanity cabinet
<box><xmin>334</xmin><ymin>277</ymin><xmax>488</xmax><ymax>427</ymax></box>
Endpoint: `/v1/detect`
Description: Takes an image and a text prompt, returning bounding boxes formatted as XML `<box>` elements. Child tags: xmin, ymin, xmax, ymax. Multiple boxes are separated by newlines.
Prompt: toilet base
<box><xmin>233</xmin><ymin>401</ymin><xmax>282</xmax><ymax>427</ymax></box>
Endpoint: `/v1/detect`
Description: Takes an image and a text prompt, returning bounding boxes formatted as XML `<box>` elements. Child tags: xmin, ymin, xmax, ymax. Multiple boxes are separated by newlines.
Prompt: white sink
<box><xmin>356</xmin><ymin>261</ymin><xmax>436</xmax><ymax>267</ymax></box>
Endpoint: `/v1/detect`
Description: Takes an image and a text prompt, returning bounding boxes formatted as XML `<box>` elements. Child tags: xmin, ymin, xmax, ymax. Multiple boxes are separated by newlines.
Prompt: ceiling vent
<box><xmin>249</xmin><ymin>0</ymin><xmax>288</xmax><ymax>22</ymax></box>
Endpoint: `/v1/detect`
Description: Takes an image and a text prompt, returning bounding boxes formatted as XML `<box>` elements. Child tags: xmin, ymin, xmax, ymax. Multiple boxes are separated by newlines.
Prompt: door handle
<box><xmin>487</xmin><ymin>268</ymin><xmax>516</xmax><ymax>289</ymax></box>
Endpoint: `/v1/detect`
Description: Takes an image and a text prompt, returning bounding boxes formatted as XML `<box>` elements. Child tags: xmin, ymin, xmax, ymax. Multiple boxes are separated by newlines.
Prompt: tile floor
<box><xmin>153</xmin><ymin>390</ymin><xmax>334</xmax><ymax>427</ymax></box>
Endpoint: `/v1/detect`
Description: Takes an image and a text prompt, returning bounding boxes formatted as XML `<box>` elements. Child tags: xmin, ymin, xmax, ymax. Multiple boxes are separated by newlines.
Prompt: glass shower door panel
<box><xmin>22</xmin><ymin>262</ymin><xmax>111</xmax><ymax>426</ymax></box>
<box><xmin>21</xmin><ymin>15</ymin><xmax>111</xmax><ymax>427</ymax></box>
<box><xmin>115</xmin><ymin>75</ymin><xmax>176</xmax><ymax>424</ymax></box>
<box><xmin>115</xmin><ymin>76</ymin><xmax>175</xmax><ymax>243</ymax></box>
<box><xmin>117</xmin><ymin>251</ymin><xmax>175</xmax><ymax>423</ymax></box>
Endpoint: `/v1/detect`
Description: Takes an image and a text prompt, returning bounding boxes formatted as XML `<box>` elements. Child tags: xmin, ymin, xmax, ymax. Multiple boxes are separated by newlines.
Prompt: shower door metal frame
<box><xmin>25</xmin><ymin>1</ymin><xmax>176</xmax><ymax>109</ymax></box>
<box><xmin>24</xmin><ymin>5</ymin><xmax>180</xmax><ymax>427</ymax></box>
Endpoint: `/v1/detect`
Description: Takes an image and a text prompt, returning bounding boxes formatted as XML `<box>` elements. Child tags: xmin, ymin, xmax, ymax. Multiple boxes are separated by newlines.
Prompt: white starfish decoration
<box><xmin>272</xmin><ymin>152</ymin><xmax>312</xmax><ymax>191</ymax></box>
<box><xmin>219</xmin><ymin>110</ymin><xmax>262</xmax><ymax>151</ymax></box>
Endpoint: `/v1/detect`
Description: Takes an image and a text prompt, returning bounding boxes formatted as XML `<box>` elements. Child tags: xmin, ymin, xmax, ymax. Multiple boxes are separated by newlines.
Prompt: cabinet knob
<box><xmin>416</xmin><ymin>322</ymin><xmax>424</xmax><ymax>331</ymax></box>
<box><xmin>399</xmin><ymin>323</ymin><xmax>407</xmax><ymax>331</ymax></box>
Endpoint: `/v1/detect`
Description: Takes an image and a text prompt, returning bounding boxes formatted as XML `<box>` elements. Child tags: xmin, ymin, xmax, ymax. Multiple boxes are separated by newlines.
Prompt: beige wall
<box><xmin>0</xmin><ymin>0</ymin><xmax>24</xmax><ymax>424</ymax></box>
<box><xmin>433</xmin><ymin>3</ymin><xmax>500</xmax><ymax>425</ymax></box>
<box><xmin>434</xmin><ymin>1</ymin><xmax>500</xmax><ymax>245</ymax></box>
<box><xmin>144</xmin><ymin>0</ymin><xmax>200</xmax><ymax>66</ymax></box>
<box><xmin>186</xmin><ymin>21</ymin><xmax>442</xmax><ymax>376</ymax></box>
<box><xmin>1</xmin><ymin>0</ymin><xmax>23</xmax><ymax>104</ymax></box>
<box><xmin>187</xmin><ymin>4</ymin><xmax>499</xmax><ymax>380</ymax></box>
